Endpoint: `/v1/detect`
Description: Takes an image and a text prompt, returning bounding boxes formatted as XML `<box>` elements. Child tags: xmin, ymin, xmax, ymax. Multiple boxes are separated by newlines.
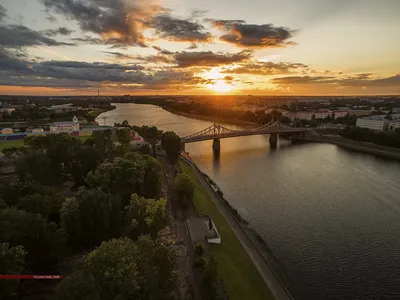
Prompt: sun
<box><xmin>200</xmin><ymin>67</ymin><xmax>236</xmax><ymax>93</ymax></box>
<box><xmin>208</xmin><ymin>80</ymin><xmax>235</xmax><ymax>93</ymax></box>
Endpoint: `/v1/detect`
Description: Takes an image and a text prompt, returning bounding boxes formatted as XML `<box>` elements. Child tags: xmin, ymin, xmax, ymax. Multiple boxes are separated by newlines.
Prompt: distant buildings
<box><xmin>48</xmin><ymin>103</ymin><xmax>80</xmax><ymax>114</ymax></box>
<box><xmin>286</xmin><ymin>110</ymin><xmax>349</xmax><ymax>121</ymax></box>
<box><xmin>50</xmin><ymin>116</ymin><xmax>80</xmax><ymax>133</ymax></box>
<box><xmin>356</xmin><ymin>115</ymin><xmax>389</xmax><ymax>131</ymax></box>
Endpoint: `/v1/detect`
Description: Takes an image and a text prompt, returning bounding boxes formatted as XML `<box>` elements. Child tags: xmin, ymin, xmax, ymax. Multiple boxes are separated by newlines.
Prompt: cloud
<box><xmin>70</xmin><ymin>36</ymin><xmax>103</xmax><ymax>44</ymax></box>
<box><xmin>40</xmin><ymin>60</ymin><xmax>144</xmax><ymax>70</ymax></box>
<box><xmin>150</xmin><ymin>14</ymin><xmax>212</xmax><ymax>43</ymax></box>
<box><xmin>102</xmin><ymin>51</ymin><xmax>136</xmax><ymax>60</ymax></box>
<box><xmin>44</xmin><ymin>27</ymin><xmax>74</xmax><ymax>37</ymax></box>
<box><xmin>0</xmin><ymin>4</ymin><xmax>7</xmax><ymax>21</ymax></box>
<box><xmin>103</xmin><ymin>51</ymin><xmax>174</xmax><ymax>64</ymax></box>
<box><xmin>340</xmin><ymin>74</ymin><xmax>400</xmax><ymax>87</ymax></box>
<box><xmin>41</xmin><ymin>0</ymin><xmax>164</xmax><ymax>47</ymax></box>
<box><xmin>210</xmin><ymin>19</ymin><xmax>294</xmax><ymax>48</ymax></box>
<box><xmin>0</xmin><ymin>24</ymin><xmax>75</xmax><ymax>47</ymax></box>
<box><xmin>174</xmin><ymin>50</ymin><xmax>252</xmax><ymax>68</ymax></box>
<box><xmin>272</xmin><ymin>74</ymin><xmax>400</xmax><ymax>87</ymax></box>
<box><xmin>0</xmin><ymin>48</ymin><xmax>32</xmax><ymax>71</ymax></box>
<box><xmin>225</xmin><ymin>62</ymin><xmax>309</xmax><ymax>75</ymax></box>
<box><xmin>272</xmin><ymin>76</ymin><xmax>336</xmax><ymax>84</ymax></box>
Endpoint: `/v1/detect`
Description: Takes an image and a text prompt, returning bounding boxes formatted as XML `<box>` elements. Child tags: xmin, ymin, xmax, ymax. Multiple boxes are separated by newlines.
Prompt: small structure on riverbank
<box><xmin>187</xmin><ymin>215</ymin><xmax>221</xmax><ymax>244</ymax></box>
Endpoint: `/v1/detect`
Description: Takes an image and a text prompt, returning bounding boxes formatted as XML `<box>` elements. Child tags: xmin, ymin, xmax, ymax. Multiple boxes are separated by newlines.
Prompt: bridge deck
<box><xmin>182</xmin><ymin>128</ymin><xmax>309</xmax><ymax>143</ymax></box>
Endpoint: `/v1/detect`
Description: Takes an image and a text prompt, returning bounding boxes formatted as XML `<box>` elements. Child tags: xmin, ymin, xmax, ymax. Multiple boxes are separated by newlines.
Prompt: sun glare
<box><xmin>208</xmin><ymin>80</ymin><xmax>235</xmax><ymax>93</ymax></box>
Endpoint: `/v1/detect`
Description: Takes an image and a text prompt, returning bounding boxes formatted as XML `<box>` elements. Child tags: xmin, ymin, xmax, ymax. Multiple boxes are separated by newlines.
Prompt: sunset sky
<box><xmin>0</xmin><ymin>0</ymin><xmax>399</xmax><ymax>95</ymax></box>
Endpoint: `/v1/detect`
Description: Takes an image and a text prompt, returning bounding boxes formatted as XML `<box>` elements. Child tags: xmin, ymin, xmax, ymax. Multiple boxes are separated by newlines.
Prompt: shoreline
<box><xmin>161</xmin><ymin>106</ymin><xmax>400</xmax><ymax>160</ymax></box>
<box><xmin>162</xmin><ymin>106</ymin><xmax>259</xmax><ymax>128</ymax></box>
<box><xmin>180</xmin><ymin>154</ymin><xmax>293</xmax><ymax>300</ymax></box>
<box><xmin>305</xmin><ymin>135</ymin><xmax>400</xmax><ymax>160</ymax></box>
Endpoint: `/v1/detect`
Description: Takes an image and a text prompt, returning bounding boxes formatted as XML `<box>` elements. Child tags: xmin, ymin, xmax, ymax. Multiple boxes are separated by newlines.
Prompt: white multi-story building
<box><xmin>356</xmin><ymin>115</ymin><xmax>389</xmax><ymax>131</ymax></box>
<box><xmin>50</xmin><ymin>116</ymin><xmax>80</xmax><ymax>133</ymax></box>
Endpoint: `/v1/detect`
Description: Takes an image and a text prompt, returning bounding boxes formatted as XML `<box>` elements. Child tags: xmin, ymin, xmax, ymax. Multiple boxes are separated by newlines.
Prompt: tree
<box><xmin>56</xmin><ymin>237</ymin><xmax>177</xmax><ymax>300</ymax></box>
<box><xmin>124</xmin><ymin>153</ymin><xmax>162</xmax><ymax>198</ymax></box>
<box><xmin>0</xmin><ymin>243</ymin><xmax>26</xmax><ymax>299</ymax></box>
<box><xmin>61</xmin><ymin>188</ymin><xmax>122</xmax><ymax>247</ymax></box>
<box><xmin>140</xmin><ymin>126</ymin><xmax>163</xmax><ymax>154</ymax></box>
<box><xmin>0</xmin><ymin>208</ymin><xmax>63</xmax><ymax>270</ymax></box>
<box><xmin>0</xmin><ymin>181</ymin><xmax>64</xmax><ymax>223</ymax></box>
<box><xmin>142</xmin><ymin>155</ymin><xmax>163</xmax><ymax>198</ymax></box>
<box><xmin>1</xmin><ymin>146</ymin><xmax>27</xmax><ymax>159</ymax></box>
<box><xmin>125</xmin><ymin>194</ymin><xmax>169</xmax><ymax>240</ymax></box>
<box><xmin>86</xmin><ymin>159</ymin><xmax>146</xmax><ymax>203</ymax></box>
<box><xmin>70</xmin><ymin>145</ymin><xmax>103</xmax><ymax>186</ymax></box>
<box><xmin>161</xmin><ymin>131</ymin><xmax>181</xmax><ymax>163</ymax></box>
<box><xmin>173</xmin><ymin>174</ymin><xmax>195</xmax><ymax>208</ymax></box>
<box><xmin>201</xmin><ymin>255</ymin><xmax>223</xmax><ymax>300</ymax></box>
<box><xmin>15</xmin><ymin>151</ymin><xmax>55</xmax><ymax>185</ymax></box>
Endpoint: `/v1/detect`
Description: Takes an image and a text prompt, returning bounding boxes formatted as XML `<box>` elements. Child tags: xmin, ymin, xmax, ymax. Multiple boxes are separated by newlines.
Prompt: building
<box><xmin>0</xmin><ymin>108</ymin><xmax>16</xmax><ymax>115</ymax></box>
<box><xmin>50</xmin><ymin>116</ymin><xmax>80</xmax><ymax>133</ymax></box>
<box><xmin>287</xmin><ymin>111</ymin><xmax>313</xmax><ymax>121</ymax></box>
<box><xmin>356</xmin><ymin>115</ymin><xmax>389</xmax><ymax>131</ymax></box>
<box><xmin>313</xmin><ymin>110</ymin><xmax>332</xmax><ymax>119</ymax></box>
<box><xmin>332</xmin><ymin>111</ymin><xmax>349</xmax><ymax>119</ymax></box>
<box><xmin>130</xmin><ymin>131</ymin><xmax>146</xmax><ymax>149</ymax></box>
<box><xmin>31</xmin><ymin>128</ymin><xmax>44</xmax><ymax>133</ymax></box>
<box><xmin>48</xmin><ymin>103</ymin><xmax>80</xmax><ymax>114</ymax></box>
<box><xmin>1</xmin><ymin>128</ymin><xmax>13</xmax><ymax>134</ymax></box>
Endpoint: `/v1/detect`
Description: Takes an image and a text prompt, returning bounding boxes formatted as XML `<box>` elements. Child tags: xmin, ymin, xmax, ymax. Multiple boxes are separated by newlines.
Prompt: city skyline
<box><xmin>0</xmin><ymin>0</ymin><xmax>399</xmax><ymax>96</ymax></box>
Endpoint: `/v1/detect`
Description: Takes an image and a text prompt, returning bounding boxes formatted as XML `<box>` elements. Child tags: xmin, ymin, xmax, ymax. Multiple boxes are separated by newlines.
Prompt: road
<box><xmin>183</xmin><ymin>156</ymin><xmax>292</xmax><ymax>300</ymax></box>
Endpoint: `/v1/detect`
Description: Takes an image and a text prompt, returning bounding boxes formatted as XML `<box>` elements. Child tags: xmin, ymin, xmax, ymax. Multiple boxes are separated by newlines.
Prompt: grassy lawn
<box><xmin>87</xmin><ymin>108</ymin><xmax>108</xmax><ymax>117</ymax></box>
<box><xmin>179</xmin><ymin>159</ymin><xmax>274</xmax><ymax>300</ymax></box>
<box><xmin>0</xmin><ymin>140</ymin><xmax>24</xmax><ymax>150</ymax></box>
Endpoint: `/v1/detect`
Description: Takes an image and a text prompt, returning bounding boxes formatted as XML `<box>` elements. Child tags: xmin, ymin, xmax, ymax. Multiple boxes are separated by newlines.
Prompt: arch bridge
<box><xmin>180</xmin><ymin>121</ymin><xmax>311</xmax><ymax>150</ymax></box>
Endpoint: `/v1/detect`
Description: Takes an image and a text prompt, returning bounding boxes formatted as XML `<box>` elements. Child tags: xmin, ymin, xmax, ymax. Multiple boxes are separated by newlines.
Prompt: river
<box><xmin>98</xmin><ymin>103</ymin><xmax>400</xmax><ymax>300</ymax></box>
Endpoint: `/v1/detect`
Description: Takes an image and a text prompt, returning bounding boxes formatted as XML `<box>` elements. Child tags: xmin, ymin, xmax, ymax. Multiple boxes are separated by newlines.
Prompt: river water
<box><xmin>98</xmin><ymin>103</ymin><xmax>400</xmax><ymax>300</ymax></box>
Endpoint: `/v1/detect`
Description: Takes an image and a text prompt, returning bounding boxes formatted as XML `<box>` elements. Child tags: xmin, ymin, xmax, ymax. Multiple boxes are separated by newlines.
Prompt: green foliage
<box><xmin>201</xmin><ymin>255</ymin><xmax>223</xmax><ymax>300</ymax></box>
<box><xmin>0</xmin><ymin>181</ymin><xmax>64</xmax><ymax>223</ymax></box>
<box><xmin>1</xmin><ymin>146</ymin><xmax>27</xmax><ymax>159</ymax></box>
<box><xmin>56</xmin><ymin>237</ymin><xmax>178</xmax><ymax>300</ymax></box>
<box><xmin>339</xmin><ymin>126</ymin><xmax>400</xmax><ymax>148</ymax></box>
<box><xmin>15</xmin><ymin>151</ymin><xmax>55</xmax><ymax>185</ymax></box>
<box><xmin>173</xmin><ymin>174</ymin><xmax>195</xmax><ymax>208</ymax></box>
<box><xmin>0</xmin><ymin>243</ymin><xmax>26</xmax><ymax>300</ymax></box>
<box><xmin>124</xmin><ymin>152</ymin><xmax>163</xmax><ymax>198</ymax></box>
<box><xmin>70</xmin><ymin>145</ymin><xmax>103</xmax><ymax>186</ymax></box>
<box><xmin>61</xmin><ymin>188</ymin><xmax>122</xmax><ymax>247</ymax></box>
<box><xmin>195</xmin><ymin>257</ymin><xmax>207</xmax><ymax>270</ymax></box>
<box><xmin>138</xmin><ymin>144</ymin><xmax>152</xmax><ymax>155</ymax></box>
<box><xmin>194</xmin><ymin>242</ymin><xmax>205</xmax><ymax>257</ymax></box>
<box><xmin>0</xmin><ymin>208</ymin><xmax>63</xmax><ymax>270</ymax></box>
<box><xmin>86</xmin><ymin>159</ymin><xmax>146</xmax><ymax>203</ymax></box>
<box><xmin>142</xmin><ymin>155</ymin><xmax>163</xmax><ymax>198</ymax></box>
<box><xmin>125</xmin><ymin>194</ymin><xmax>169</xmax><ymax>240</ymax></box>
<box><xmin>161</xmin><ymin>131</ymin><xmax>181</xmax><ymax>162</ymax></box>
<box><xmin>139</xmin><ymin>126</ymin><xmax>163</xmax><ymax>153</ymax></box>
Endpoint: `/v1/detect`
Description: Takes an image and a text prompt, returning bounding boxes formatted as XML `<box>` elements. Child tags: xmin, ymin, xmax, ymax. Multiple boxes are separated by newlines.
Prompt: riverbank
<box><xmin>306</xmin><ymin>135</ymin><xmax>400</xmax><ymax>160</ymax></box>
<box><xmin>162</xmin><ymin>107</ymin><xmax>258</xmax><ymax>128</ymax></box>
<box><xmin>179</xmin><ymin>156</ymin><xmax>291</xmax><ymax>300</ymax></box>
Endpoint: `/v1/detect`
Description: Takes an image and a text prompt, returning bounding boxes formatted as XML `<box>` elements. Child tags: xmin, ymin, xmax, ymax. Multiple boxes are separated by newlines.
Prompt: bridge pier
<box><xmin>212</xmin><ymin>138</ymin><xmax>221</xmax><ymax>152</ymax></box>
<box><xmin>269</xmin><ymin>133</ymin><xmax>278</xmax><ymax>147</ymax></box>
